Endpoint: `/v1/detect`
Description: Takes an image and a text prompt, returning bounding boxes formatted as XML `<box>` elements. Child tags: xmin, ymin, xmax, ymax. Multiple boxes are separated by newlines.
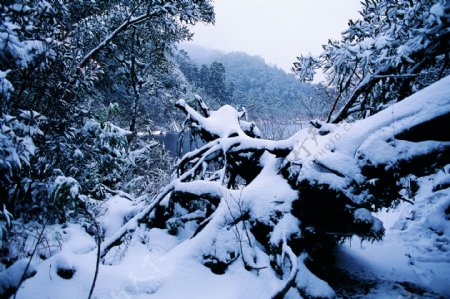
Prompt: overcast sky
<box><xmin>187</xmin><ymin>0</ymin><xmax>362</xmax><ymax>72</ymax></box>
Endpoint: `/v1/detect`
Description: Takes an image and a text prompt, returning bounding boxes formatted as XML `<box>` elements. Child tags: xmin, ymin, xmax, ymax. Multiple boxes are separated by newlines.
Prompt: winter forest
<box><xmin>0</xmin><ymin>0</ymin><xmax>449</xmax><ymax>298</ymax></box>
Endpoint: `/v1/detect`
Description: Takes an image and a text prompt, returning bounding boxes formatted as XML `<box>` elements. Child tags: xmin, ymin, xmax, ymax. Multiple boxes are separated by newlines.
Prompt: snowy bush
<box><xmin>0</xmin><ymin>70</ymin><xmax>14</xmax><ymax>108</ymax></box>
<box><xmin>120</xmin><ymin>139</ymin><xmax>174</xmax><ymax>196</ymax></box>
<box><xmin>49</xmin><ymin>117</ymin><xmax>131</xmax><ymax>198</ymax></box>
<box><xmin>49</xmin><ymin>176</ymin><xmax>81</xmax><ymax>214</ymax></box>
<box><xmin>0</xmin><ymin>205</ymin><xmax>13</xmax><ymax>247</ymax></box>
<box><xmin>0</xmin><ymin>111</ymin><xmax>46</xmax><ymax>215</ymax></box>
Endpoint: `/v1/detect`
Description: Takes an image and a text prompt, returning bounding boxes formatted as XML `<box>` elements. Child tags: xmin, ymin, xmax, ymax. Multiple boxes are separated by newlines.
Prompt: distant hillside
<box><xmin>178</xmin><ymin>44</ymin><xmax>333</xmax><ymax>120</ymax></box>
<box><xmin>180</xmin><ymin>44</ymin><xmax>224</xmax><ymax>65</ymax></box>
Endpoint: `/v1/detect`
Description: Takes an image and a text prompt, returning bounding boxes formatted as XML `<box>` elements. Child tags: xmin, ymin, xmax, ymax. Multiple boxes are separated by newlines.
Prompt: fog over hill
<box><xmin>178</xmin><ymin>44</ymin><xmax>334</xmax><ymax>121</ymax></box>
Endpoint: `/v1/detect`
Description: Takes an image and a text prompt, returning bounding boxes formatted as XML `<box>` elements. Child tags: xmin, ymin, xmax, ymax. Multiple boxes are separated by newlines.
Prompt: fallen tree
<box><xmin>91</xmin><ymin>75</ymin><xmax>450</xmax><ymax>298</ymax></box>
<box><xmin>9</xmin><ymin>76</ymin><xmax>450</xmax><ymax>299</ymax></box>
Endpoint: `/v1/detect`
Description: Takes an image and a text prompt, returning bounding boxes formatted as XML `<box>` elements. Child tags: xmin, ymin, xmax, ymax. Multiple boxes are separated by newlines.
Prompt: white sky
<box><xmin>187</xmin><ymin>0</ymin><xmax>362</xmax><ymax>72</ymax></box>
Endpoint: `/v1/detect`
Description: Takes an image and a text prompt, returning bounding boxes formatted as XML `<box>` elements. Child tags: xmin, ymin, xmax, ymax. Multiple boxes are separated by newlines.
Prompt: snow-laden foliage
<box><xmin>0</xmin><ymin>111</ymin><xmax>45</xmax><ymax>211</ymax></box>
<box><xmin>0</xmin><ymin>3</ymin><xmax>48</xmax><ymax>68</ymax></box>
<box><xmin>0</xmin><ymin>1</ymin><xmax>211</xmax><ymax>297</ymax></box>
<box><xmin>0</xmin><ymin>2</ymin><xmax>57</xmax><ymax>112</ymax></box>
<box><xmin>0</xmin><ymin>70</ymin><xmax>14</xmax><ymax>104</ymax></box>
<box><xmin>0</xmin><ymin>205</ymin><xmax>13</xmax><ymax>247</ymax></box>
<box><xmin>0</xmin><ymin>0</ymin><xmax>213</xmax><ymax>221</ymax></box>
<box><xmin>294</xmin><ymin>0</ymin><xmax>450</xmax><ymax>123</ymax></box>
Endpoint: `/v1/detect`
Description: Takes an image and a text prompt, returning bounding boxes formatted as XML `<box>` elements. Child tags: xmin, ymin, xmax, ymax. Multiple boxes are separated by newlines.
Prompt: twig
<box><xmin>13</xmin><ymin>221</ymin><xmax>48</xmax><ymax>299</ymax></box>
<box><xmin>99</xmin><ymin>184</ymin><xmax>134</xmax><ymax>201</ymax></box>
<box><xmin>271</xmin><ymin>242</ymin><xmax>298</xmax><ymax>299</ymax></box>
<box><xmin>85</xmin><ymin>209</ymin><xmax>102</xmax><ymax>299</ymax></box>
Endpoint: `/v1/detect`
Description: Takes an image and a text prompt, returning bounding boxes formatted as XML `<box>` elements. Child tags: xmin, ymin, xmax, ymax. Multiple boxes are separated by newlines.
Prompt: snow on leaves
<box><xmin>294</xmin><ymin>0</ymin><xmax>450</xmax><ymax>122</ymax></box>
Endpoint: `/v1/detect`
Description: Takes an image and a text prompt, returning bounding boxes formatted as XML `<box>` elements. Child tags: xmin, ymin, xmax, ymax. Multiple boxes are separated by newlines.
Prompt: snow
<box><xmin>430</xmin><ymin>3</ymin><xmax>445</xmax><ymax>18</ymax></box>
<box><xmin>61</xmin><ymin>224</ymin><xmax>97</xmax><ymax>255</ymax></box>
<box><xmin>12</xmin><ymin>156</ymin><xmax>300</xmax><ymax>298</ymax></box>
<box><xmin>0</xmin><ymin>259</ymin><xmax>36</xmax><ymax>295</ymax></box>
<box><xmin>0</xmin><ymin>70</ymin><xmax>14</xmax><ymax>99</ymax></box>
<box><xmin>139</xmin><ymin>256</ymin><xmax>277</xmax><ymax>299</ymax></box>
<box><xmin>245</xmin><ymin>153</ymin><xmax>298</xmax><ymax>224</ymax></box>
<box><xmin>270</xmin><ymin>213</ymin><xmax>301</xmax><ymax>246</ymax></box>
<box><xmin>73</xmin><ymin>149</ymin><xmax>84</xmax><ymax>159</ymax></box>
<box><xmin>345</xmin><ymin>75</ymin><xmax>450</xmax><ymax>155</ymax></box>
<box><xmin>83</xmin><ymin>119</ymin><xmax>101</xmax><ymax>135</ymax></box>
<box><xmin>337</xmin><ymin>167</ymin><xmax>450</xmax><ymax>297</ymax></box>
<box><xmin>240</xmin><ymin>120</ymin><xmax>262</xmax><ymax>137</ymax></box>
<box><xmin>284</xmin><ymin>74</ymin><xmax>450</xmax><ymax>199</ymax></box>
<box><xmin>51</xmin><ymin>176</ymin><xmax>80</xmax><ymax>201</ymax></box>
<box><xmin>176</xmin><ymin>99</ymin><xmax>262</xmax><ymax>139</ymax></box>
<box><xmin>432</xmin><ymin>170</ymin><xmax>450</xmax><ymax>191</ymax></box>
<box><xmin>55</xmin><ymin>255</ymin><xmax>76</xmax><ymax>275</ymax></box>
<box><xmin>203</xmin><ymin>105</ymin><xmax>241</xmax><ymax>137</ymax></box>
<box><xmin>98</xmin><ymin>195</ymin><xmax>141</xmax><ymax>238</ymax></box>
<box><xmin>354</xmin><ymin>208</ymin><xmax>384</xmax><ymax>234</ymax></box>
<box><xmin>10</xmin><ymin>76</ymin><xmax>450</xmax><ymax>298</ymax></box>
<box><xmin>296</xmin><ymin>255</ymin><xmax>335</xmax><ymax>298</ymax></box>
<box><xmin>15</xmin><ymin>218</ymin><xmax>278</xmax><ymax>299</ymax></box>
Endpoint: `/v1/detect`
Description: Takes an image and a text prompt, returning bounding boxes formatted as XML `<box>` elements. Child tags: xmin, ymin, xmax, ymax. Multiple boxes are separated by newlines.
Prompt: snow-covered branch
<box><xmin>79</xmin><ymin>13</ymin><xmax>155</xmax><ymax>68</ymax></box>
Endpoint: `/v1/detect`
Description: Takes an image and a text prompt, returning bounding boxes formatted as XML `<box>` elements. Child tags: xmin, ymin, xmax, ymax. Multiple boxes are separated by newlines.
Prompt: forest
<box><xmin>177</xmin><ymin>46</ymin><xmax>334</xmax><ymax>120</ymax></box>
<box><xmin>0</xmin><ymin>0</ymin><xmax>449</xmax><ymax>298</ymax></box>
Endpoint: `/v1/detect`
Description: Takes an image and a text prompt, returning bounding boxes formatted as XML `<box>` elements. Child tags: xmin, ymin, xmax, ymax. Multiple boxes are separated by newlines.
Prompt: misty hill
<box><xmin>178</xmin><ymin>45</ymin><xmax>333</xmax><ymax>120</ymax></box>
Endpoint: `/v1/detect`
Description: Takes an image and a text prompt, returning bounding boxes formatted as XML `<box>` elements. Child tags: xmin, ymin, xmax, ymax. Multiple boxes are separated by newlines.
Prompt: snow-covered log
<box><xmin>141</xmin><ymin>78</ymin><xmax>450</xmax><ymax>298</ymax></box>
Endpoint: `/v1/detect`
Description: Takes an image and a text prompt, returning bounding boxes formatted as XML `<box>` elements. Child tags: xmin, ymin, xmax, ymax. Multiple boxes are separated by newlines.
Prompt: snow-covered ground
<box><xmin>15</xmin><ymin>195</ymin><xmax>280</xmax><ymax>299</ymax></box>
<box><xmin>14</xmin><ymin>170</ymin><xmax>450</xmax><ymax>299</ymax></box>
